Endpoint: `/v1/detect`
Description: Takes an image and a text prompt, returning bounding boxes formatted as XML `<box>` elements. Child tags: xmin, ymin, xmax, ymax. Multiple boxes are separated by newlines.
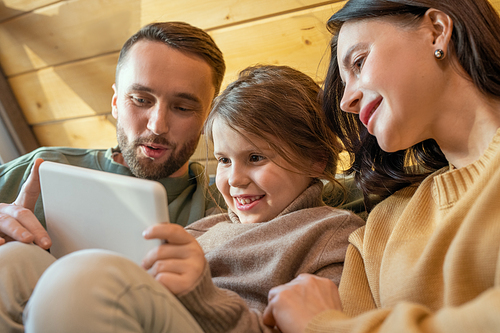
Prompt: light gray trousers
<box><xmin>0</xmin><ymin>242</ymin><xmax>203</xmax><ymax>333</ymax></box>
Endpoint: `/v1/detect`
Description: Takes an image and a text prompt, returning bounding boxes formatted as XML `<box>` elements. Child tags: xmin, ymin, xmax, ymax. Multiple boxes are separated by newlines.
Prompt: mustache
<box><xmin>132</xmin><ymin>135</ymin><xmax>174</xmax><ymax>148</ymax></box>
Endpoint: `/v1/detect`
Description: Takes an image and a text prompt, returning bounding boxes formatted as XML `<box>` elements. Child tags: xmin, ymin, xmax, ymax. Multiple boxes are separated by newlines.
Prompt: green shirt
<box><xmin>0</xmin><ymin>147</ymin><xmax>225</xmax><ymax>227</ymax></box>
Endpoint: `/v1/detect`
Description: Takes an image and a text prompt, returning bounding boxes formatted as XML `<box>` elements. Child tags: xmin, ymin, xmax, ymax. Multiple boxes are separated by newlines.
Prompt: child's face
<box><xmin>213</xmin><ymin>119</ymin><xmax>313</xmax><ymax>224</ymax></box>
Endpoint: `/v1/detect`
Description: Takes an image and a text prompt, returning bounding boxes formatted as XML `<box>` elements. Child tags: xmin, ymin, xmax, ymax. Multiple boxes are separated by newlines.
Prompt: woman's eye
<box><xmin>352</xmin><ymin>56</ymin><xmax>365</xmax><ymax>73</ymax></box>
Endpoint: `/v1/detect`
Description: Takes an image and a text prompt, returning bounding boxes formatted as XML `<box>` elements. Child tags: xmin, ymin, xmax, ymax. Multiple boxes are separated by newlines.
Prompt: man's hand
<box><xmin>0</xmin><ymin>158</ymin><xmax>51</xmax><ymax>249</ymax></box>
<box><xmin>263</xmin><ymin>274</ymin><xmax>343</xmax><ymax>333</ymax></box>
<box><xmin>142</xmin><ymin>223</ymin><xmax>206</xmax><ymax>295</ymax></box>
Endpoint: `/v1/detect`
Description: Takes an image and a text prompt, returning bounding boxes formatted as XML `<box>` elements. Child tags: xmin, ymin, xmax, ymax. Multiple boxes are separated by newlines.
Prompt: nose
<box><xmin>147</xmin><ymin>105</ymin><xmax>169</xmax><ymax>135</ymax></box>
<box><xmin>340</xmin><ymin>82</ymin><xmax>362</xmax><ymax>114</ymax></box>
<box><xmin>228</xmin><ymin>164</ymin><xmax>250</xmax><ymax>188</ymax></box>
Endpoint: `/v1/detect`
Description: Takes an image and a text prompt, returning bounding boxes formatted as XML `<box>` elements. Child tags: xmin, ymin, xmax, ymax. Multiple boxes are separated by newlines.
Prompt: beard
<box><xmin>116</xmin><ymin>124</ymin><xmax>199</xmax><ymax>180</ymax></box>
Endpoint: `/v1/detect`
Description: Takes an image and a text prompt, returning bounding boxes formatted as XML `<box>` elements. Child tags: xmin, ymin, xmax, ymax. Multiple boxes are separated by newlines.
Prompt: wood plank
<box><xmin>10</xmin><ymin>3</ymin><xmax>342</xmax><ymax>125</ymax></box>
<box><xmin>0</xmin><ymin>0</ymin><xmax>340</xmax><ymax>76</ymax></box>
<box><xmin>0</xmin><ymin>0</ymin><xmax>141</xmax><ymax>76</ymax></box>
<box><xmin>213</xmin><ymin>3</ymin><xmax>345</xmax><ymax>86</ymax></box>
<box><xmin>9</xmin><ymin>53</ymin><xmax>117</xmax><ymax>124</ymax></box>
<box><xmin>0</xmin><ymin>0</ymin><xmax>60</xmax><ymax>22</ymax></box>
<box><xmin>491</xmin><ymin>0</ymin><xmax>500</xmax><ymax>11</ymax></box>
<box><xmin>32</xmin><ymin>115</ymin><xmax>117</xmax><ymax>148</ymax></box>
<box><xmin>140</xmin><ymin>0</ymin><xmax>340</xmax><ymax>31</ymax></box>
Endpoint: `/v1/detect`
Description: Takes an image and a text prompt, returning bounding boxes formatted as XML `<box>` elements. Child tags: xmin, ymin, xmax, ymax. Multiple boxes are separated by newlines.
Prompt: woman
<box><xmin>263</xmin><ymin>1</ymin><xmax>500</xmax><ymax>332</ymax></box>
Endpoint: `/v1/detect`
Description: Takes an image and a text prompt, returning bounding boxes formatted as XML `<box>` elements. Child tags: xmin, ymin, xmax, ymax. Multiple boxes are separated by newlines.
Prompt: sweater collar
<box><xmin>432</xmin><ymin>127</ymin><xmax>500</xmax><ymax>207</ymax></box>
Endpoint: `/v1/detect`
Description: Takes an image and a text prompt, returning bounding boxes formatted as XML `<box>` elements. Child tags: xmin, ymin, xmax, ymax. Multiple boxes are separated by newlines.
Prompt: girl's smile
<box><xmin>212</xmin><ymin>118</ymin><xmax>313</xmax><ymax>224</ymax></box>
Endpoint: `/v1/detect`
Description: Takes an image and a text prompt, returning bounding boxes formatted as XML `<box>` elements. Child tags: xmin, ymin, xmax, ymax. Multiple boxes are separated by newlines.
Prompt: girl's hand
<box><xmin>263</xmin><ymin>274</ymin><xmax>342</xmax><ymax>333</ymax></box>
<box><xmin>0</xmin><ymin>158</ymin><xmax>51</xmax><ymax>249</ymax></box>
<box><xmin>142</xmin><ymin>223</ymin><xmax>206</xmax><ymax>295</ymax></box>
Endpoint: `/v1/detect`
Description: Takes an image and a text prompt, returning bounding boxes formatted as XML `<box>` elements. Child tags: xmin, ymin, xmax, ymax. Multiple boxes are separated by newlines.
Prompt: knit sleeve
<box><xmin>304</xmin><ymin>240</ymin><xmax>500</xmax><ymax>333</ymax></box>
<box><xmin>177</xmin><ymin>263</ymin><xmax>279</xmax><ymax>333</ymax></box>
<box><xmin>306</xmin><ymin>288</ymin><xmax>500</xmax><ymax>333</ymax></box>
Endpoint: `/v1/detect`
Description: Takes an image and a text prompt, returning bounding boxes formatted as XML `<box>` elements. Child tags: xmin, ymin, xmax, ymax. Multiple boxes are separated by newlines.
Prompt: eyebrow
<box><xmin>128</xmin><ymin>83</ymin><xmax>154</xmax><ymax>94</ymax></box>
<box><xmin>128</xmin><ymin>84</ymin><xmax>202</xmax><ymax>105</ymax></box>
<box><xmin>341</xmin><ymin>42</ymin><xmax>368</xmax><ymax>70</ymax></box>
<box><xmin>175</xmin><ymin>92</ymin><xmax>202</xmax><ymax>105</ymax></box>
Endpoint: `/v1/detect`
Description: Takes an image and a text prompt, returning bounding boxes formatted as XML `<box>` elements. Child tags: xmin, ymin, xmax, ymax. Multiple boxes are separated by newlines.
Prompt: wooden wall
<box><xmin>0</xmin><ymin>0</ymin><xmax>499</xmax><ymax>172</ymax></box>
<box><xmin>0</xmin><ymin>0</ymin><xmax>346</xmax><ymax>173</ymax></box>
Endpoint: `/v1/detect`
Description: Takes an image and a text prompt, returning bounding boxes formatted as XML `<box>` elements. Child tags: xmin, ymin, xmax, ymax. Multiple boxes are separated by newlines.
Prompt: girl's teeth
<box><xmin>236</xmin><ymin>196</ymin><xmax>262</xmax><ymax>204</ymax></box>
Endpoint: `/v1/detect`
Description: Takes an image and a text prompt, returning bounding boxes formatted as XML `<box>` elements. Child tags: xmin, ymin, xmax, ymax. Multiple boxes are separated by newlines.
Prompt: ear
<box><xmin>111</xmin><ymin>83</ymin><xmax>118</xmax><ymax>119</ymax></box>
<box><xmin>424</xmin><ymin>8</ymin><xmax>453</xmax><ymax>56</ymax></box>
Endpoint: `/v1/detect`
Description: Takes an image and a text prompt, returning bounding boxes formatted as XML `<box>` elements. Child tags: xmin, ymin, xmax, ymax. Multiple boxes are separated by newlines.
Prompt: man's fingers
<box><xmin>0</xmin><ymin>204</ymin><xmax>51</xmax><ymax>249</ymax></box>
<box><xmin>14</xmin><ymin>158</ymin><xmax>44</xmax><ymax>211</ymax></box>
<box><xmin>0</xmin><ymin>211</ymin><xmax>35</xmax><ymax>243</ymax></box>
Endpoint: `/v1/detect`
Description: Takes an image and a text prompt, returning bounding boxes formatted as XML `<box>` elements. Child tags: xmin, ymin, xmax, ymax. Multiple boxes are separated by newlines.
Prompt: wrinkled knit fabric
<box><xmin>305</xmin><ymin>129</ymin><xmax>500</xmax><ymax>333</ymax></box>
<box><xmin>178</xmin><ymin>181</ymin><xmax>365</xmax><ymax>333</ymax></box>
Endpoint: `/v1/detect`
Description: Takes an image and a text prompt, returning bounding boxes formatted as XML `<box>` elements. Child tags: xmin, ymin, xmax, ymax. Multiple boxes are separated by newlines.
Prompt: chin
<box><xmin>376</xmin><ymin>137</ymin><xmax>401</xmax><ymax>153</ymax></box>
<box><xmin>238</xmin><ymin>215</ymin><xmax>263</xmax><ymax>224</ymax></box>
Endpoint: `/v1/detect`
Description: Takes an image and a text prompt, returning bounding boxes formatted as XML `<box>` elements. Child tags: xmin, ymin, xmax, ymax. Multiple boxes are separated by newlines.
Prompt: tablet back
<box><xmin>39</xmin><ymin>161</ymin><xmax>169</xmax><ymax>265</ymax></box>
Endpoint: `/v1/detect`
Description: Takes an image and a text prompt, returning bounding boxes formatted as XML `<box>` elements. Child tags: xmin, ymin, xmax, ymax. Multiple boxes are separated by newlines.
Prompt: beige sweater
<box><xmin>178</xmin><ymin>182</ymin><xmax>365</xmax><ymax>333</ymax></box>
<box><xmin>307</xmin><ymin>130</ymin><xmax>500</xmax><ymax>333</ymax></box>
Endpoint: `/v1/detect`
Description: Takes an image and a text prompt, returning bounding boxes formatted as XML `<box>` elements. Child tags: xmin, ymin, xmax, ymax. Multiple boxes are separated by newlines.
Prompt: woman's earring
<box><xmin>434</xmin><ymin>49</ymin><xmax>445</xmax><ymax>60</ymax></box>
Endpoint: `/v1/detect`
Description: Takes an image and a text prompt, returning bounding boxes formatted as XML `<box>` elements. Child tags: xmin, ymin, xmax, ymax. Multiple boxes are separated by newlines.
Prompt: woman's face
<box><xmin>337</xmin><ymin>18</ymin><xmax>445</xmax><ymax>152</ymax></box>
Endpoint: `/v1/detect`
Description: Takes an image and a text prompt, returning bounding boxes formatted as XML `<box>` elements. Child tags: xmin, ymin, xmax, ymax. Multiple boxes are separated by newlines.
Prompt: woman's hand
<box><xmin>263</xmin><ymin>274</ymin><xmax>343</xmax><ymax>333</ymax></box>
<box><xmin>142</xmin><ymin>223</ymin><xmax>206</xmax><ymax>295</ymax></box>
<box><xmin>0</xmin><ymin>158</ymin><xmax>51</xmax><ymax>249</ymax></box>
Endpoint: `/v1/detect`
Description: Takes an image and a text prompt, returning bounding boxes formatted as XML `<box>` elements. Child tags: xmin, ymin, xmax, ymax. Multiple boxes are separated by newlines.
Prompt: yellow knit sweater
<box><xmin>306</xmin><ymin>129</ymin><xmax>500</xmax><ymax>333</ymax></box>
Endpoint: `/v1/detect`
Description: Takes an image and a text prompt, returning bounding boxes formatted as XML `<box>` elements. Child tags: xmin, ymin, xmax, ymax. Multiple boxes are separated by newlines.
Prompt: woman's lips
<box><xmin>360</xmin><ymin>97</ymin><xmax>382</xmax><ymax>127</ymax></box>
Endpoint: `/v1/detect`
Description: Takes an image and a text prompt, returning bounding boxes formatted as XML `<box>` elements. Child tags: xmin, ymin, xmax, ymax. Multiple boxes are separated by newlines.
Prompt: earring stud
<box><xmin>434</xmin><ymin>49</ymin><xmax>445</xmax><ymax>60</ymax></box>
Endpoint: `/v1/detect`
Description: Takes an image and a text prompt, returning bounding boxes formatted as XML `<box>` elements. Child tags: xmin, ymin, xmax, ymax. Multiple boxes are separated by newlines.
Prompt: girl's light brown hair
<box><xmin>205</xmin><ymin>65</ymin><xmax>343</xmax><ymax>187</ymax></box>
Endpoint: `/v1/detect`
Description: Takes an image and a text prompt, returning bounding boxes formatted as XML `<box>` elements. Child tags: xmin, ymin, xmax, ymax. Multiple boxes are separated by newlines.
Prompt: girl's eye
<box><xmin>249</xmin><ymin>154</ymin><xmax>265</xmax><ymax>162</ymax></box>
<box><xmin>217</xmin><ymin>157</ymin><xmax>230</xmax><ymax>164</ymax></box>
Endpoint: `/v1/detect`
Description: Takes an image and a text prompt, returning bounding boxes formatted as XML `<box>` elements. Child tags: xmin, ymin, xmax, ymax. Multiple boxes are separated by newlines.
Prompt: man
<box><xmin>0</xmin><ymin>21</ymin><xmax>226</xmax><ymax>248</ymax></box>
<box><xmin>0</xmin><ymin>21</ymin><xmax>225</xmax><ymax>332</ymax></box>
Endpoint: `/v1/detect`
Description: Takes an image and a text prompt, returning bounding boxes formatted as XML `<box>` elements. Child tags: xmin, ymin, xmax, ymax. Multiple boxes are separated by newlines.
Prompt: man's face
<box><xmin>112</xmin><ymin>40</ymin><xmax>215</xmax><ymax>179</ymax></box>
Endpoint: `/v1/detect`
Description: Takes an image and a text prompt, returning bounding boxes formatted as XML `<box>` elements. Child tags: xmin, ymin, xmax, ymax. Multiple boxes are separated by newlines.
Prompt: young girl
<box><xmin>263</xmin><ymin>1</ymin><xmax>500</xmax><ymax>332</ymax></box>
<box><xmin>22</xmin><ymin>65</ymin><xmax>364</xmax><ymax>332</ymax></box>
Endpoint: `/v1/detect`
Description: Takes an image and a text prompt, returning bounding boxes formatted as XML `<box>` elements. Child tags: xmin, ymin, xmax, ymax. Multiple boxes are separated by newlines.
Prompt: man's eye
<box><xmin>132</xmin><ymin>97</ymin><xmax>147</xmax><ymax>105</ymax></box>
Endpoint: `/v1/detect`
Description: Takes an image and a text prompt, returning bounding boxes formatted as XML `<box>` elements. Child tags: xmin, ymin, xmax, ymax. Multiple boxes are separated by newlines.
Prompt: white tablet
<box><xmin>39</xmin><ymin>161</ymin><xmax>169</xmax><ymax>265</ymax></box>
